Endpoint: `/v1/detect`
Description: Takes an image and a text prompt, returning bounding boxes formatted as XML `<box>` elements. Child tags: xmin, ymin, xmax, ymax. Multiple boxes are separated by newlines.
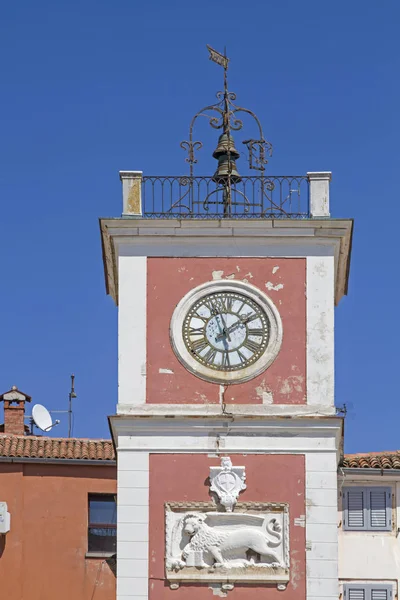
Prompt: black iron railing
<box><xmin>141</xmin><ymin>175</ymin><xmax>309</xmax><ymax>219</ymax></box>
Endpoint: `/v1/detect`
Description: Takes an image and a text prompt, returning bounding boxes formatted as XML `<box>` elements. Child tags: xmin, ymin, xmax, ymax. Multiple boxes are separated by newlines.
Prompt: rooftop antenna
<box><xmin>68</xmin><ymin>374</ymin><xmax>77</xmax><ymax>438</ymax></box>
<box><xmin>30</xmin><ymin>404</ymin><xmax>60</xmax><ymax>434</ymax></box>
<box><xmin>24</xmin><ymin>375</ymin><xmax>77</xmax><ymax>437</ymax></box>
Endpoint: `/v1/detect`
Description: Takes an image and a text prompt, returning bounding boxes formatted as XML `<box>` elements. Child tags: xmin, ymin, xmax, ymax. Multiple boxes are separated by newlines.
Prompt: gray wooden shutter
<box><xmin>343</xmin><ymin>487</ymin><xmax>392</xmax><ymax>531</ymax></box>
<box><xmin>344</xmin><ymin>583</ymin><xmax>392</xmax><ymax>600</ymax></box>
<box><xmin>370</xmin><ymin>584</ymin><xmax>392</xmax><ymax>600</ymax></box>
<box><xmin>368</xmin><ymin>488</ymin><xmax>392</xmax><ymax>531</ymax></box>
<box><xmin>344</xmin><ymin>585</ymin><xmax>366</xmax><ymax>600</ymax></box>
<box><xmin>344</xmin><ymin>488</ymin><xmax>367</xmax><ymax>530</ymax></box>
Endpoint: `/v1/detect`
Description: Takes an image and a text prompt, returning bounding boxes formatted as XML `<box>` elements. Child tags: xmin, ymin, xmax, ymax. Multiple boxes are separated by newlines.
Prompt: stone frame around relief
<box><xmin>165</xmin><ymin>501</ymin><xmax>290</xmax><ymax>587</ymax></box>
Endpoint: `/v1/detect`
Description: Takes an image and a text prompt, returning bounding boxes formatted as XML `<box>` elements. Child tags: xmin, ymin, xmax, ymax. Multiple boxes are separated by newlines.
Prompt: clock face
<box><xmin>182</xmin><ymin>291</ymin><xmax>269</xmax><ymax>371</ymax></box>
<box><xmin>170</xmin><ymin>280</ymin><xmax>283</xmax><ymax>385</ymax></box>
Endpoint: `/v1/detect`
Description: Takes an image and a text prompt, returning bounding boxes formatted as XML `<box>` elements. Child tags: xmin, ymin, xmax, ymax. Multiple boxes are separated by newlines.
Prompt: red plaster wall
<box><xmin>149</xmin><ymin>454</ymin><xmax>306</xmax><ymax>600</ymax></box>
<box><xmin>0</xmin><ymin>462</ymin><xmax>116</xmax><ymax>600</ymax></box>
<box><xmin>147</xmin><ymin>258</ymin><xmax>306</xmax><ymax>404</ymax></box>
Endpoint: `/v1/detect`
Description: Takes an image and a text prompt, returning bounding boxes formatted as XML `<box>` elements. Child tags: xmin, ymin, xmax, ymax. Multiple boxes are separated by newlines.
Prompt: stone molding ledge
<box><xmin>100</xmin><ymin>218</ymin><xmax>353</xmax><ymax>306</ymax></box>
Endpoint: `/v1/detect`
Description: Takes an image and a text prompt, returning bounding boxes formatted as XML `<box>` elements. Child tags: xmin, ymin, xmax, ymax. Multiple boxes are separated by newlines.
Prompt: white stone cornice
<box><xmin>116</xmin><ymin>403</ymin><xmax>336</xmax><ymax>417</ymax></box>
<box><xmin>109</xmin><ymin>412</ymin><xmax>343</xmax><ymax>457</ymax></box>
<box><xmin>338</xmin><ymin>469</ymin><xmax>400</xmax><ymax>479</ymax></box>
<box><xmin>99</xmin><ymin>219</ymin><xmax>117</xmax><ymax>301</ymax></box>
<box><xmin>99</xmin><ymin>218</ymin><xmax>353</xmax><ymax>306</ymax></box>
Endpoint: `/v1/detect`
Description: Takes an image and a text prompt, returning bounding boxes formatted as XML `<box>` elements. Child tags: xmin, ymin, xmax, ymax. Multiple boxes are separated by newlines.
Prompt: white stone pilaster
<box><xmin>118</xmin><ymin>255</ymin><xmax>147</xmax><ymax>406</ymax></box>
<box><xmin>306</xmin><ymin>452</ymin><xmax>339</xmax><ymax>600</ymax></box>
<box><xmin>117</xmin><ymin>451</ymin><xmax>149</xmax><ymax>600</ymax></box>
<box><xmin>306</xmin><ymin>255</ymin><xmax>335</xmax><ymax>407</ymax></box>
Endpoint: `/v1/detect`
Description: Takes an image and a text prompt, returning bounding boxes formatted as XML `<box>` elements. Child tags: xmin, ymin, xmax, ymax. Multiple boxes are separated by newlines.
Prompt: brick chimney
<box><xmin>0</xmin><ymin>386</ymin><xmax>31</xmax><ymax>435</ymax></box>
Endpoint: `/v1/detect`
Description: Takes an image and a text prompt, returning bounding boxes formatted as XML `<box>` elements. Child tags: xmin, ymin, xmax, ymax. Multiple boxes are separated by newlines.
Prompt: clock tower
<box><xmin>102</xmin><ymin>47</ymin><xmax>352</xmax><ymax>600</ymax></box>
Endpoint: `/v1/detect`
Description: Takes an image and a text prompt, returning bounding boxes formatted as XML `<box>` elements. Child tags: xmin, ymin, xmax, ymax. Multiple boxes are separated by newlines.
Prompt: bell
<box><xmin>212</xmin><ymin>133</ymin><xmax>240</xmax><ymax>160</ymax></box>
<box><xmin>212</xmin><ymin>155</ymin><xmax>242</xmax><ymax>184</ymax></box>
<box><xmin>212</xmin><ymin>133</ymin><xmax>242</xmax><ymax>184</ymax></box>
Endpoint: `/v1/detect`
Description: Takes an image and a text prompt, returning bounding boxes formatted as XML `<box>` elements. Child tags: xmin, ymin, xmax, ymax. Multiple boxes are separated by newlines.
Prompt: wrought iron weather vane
<box><xmin>180</xmin><ymin>45</ymin><xmax>273</xmax><ymax>216</ymax></box>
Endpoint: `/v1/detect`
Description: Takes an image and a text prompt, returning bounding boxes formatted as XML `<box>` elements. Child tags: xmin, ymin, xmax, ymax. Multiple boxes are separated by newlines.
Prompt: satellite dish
<box><xmin>32</xmin><ymin>404</ymin><xmax>56</xmax><ymax>432</ymax></box>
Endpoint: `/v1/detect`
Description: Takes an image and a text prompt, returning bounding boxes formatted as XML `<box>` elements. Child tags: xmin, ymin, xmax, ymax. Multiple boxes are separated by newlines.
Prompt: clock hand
<box><xmin>209</xmin><ymin>300</ymin><xmax>231</xmax><ymax>345</ymax></box>
<box><xmin>209</xmin><ymin>301</ymin><xmax>220</xmax><ymax>316</ymax></box>
<box><xmin>239</xmin><ymin>312</ymin><xmax>254</xmax><ymax>323</ymax></box>
<box><xmin>215</xmin><ymin>311</ymin><xmax>257</xmax><ymax>341</ymax></box>
<box><xmin>215</xmin><ymin>317</ymin><xmax>245</xmax><ymax>342</ymax></box>
<box><xmin>218</xmin><ymin>312</ymin><xmax>231</xmax><ymax>342</ymax></box>
<box><xmin>216</xmin><ymin>323</ymin><xmax>237</xmax><ymax>341</ymax></box>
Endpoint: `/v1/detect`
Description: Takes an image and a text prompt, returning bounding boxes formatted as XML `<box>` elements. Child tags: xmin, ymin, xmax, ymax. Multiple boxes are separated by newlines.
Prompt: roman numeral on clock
<box><xmin>217</xmin><ymin>295</ymin><xmax>233</xmax><ymax>312</ymax></box>
<box><xmin>221</xmin><ymin>351</ymin><xmax>230</xmax><ymax>367</ymax></box>
<box><xmin>189</xmin><ymin>326</ymin><xmax>204</xmax><ymax>335</ymax></box>
<box><xmin>203</xmin><ymin>299</ymin><xmax>218</xmax><ymax>315</ymax></box>
<box><xmin>237</xmin><ymin>350</ymin><xmax>247</xmax><ymax>364</ymax></box>
<box><xmin>243</xmin><ymin>339</ymin><xmax>261</xmax><ymax>353</ymax></box>
<box><xmin>236</xmin><ymin>301</ymin><xmax>245</xmax><ymax>314</ymax></box>
<box><xmin>247</xmin><ymin>328</ymin><xmax>264</xmax><ymax>337</ymax></box>
<box><xmin>190</xmin><ymin>338</ymin><xmax>208</xmax><ymax>353</ymax></box>
<box><xmin>243</xmin><ymin>312</ymin><xmax>258</xmax><ymax>323</ymax></box>
<box><xmin>194</xmin><ymin>313</ymin><xmax>208</xmax><ymax>323</ymax></box>
<box><xmin>203</xmin><ymin>347</ymin><xmax>217</xmax><ymax>364</ymax></box>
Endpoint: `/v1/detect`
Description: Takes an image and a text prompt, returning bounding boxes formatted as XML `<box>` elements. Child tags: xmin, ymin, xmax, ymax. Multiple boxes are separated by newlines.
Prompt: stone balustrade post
<box><xmin>120</xmin><ymin>171</ymin><xmax>143</xmax><ymax>216</ymax></box>
<box><xmin>307</xmin><ymin>171</ymin><xmax>331</xmax><ymax>218</ymax></box>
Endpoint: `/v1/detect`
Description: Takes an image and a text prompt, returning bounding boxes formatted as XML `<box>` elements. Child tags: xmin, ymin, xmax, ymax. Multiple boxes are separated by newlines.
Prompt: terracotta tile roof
<box><xmin>0</xmin><ymin>434</ymin><xmax>115</xmax><ymax>462</ymax></box>
<box><xmin>342</xmin><ymin>451</ymin><xmax>400</xmax><ymax>469</ymax></box>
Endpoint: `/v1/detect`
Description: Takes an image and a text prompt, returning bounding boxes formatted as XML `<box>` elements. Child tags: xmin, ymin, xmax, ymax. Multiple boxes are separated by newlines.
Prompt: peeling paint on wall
<box><xmin>314</xmin><ymin>260</ymin><xmax>328</xmax><ymax>277</ymax></box>
<box><xmin>212</xmin><ymin>270</ymin><xmax>224</xmax><ymax>280</ymax></box>
<box><xmin>219</xmin><ymin>385</ymin><xmax>225</xmax><ymax>404</ymax></box>
<box><xmin>212</xmin><ymin>270</ymin><xmax>236</xmax><ymax>281</ymax></box>
<box><xmin>208</xmin><ymin>584</ymin><xmax>229</xmax><ymax>597</ymax></box>
<box><xmin>266</xmin><ymin>282</ymin><xmax>284</xmax><ymax>291</ymax></box>
<box><xmin>279</xmin><ymin>375</ymin><xmax>304</xmax><ymax>395</ymax></box>
<box><xmin>291</xmin><ymin>555</ymin><xmax>300</xmax><ymax>589</ymax></box>
<box><xmin>159</xmin><ymin>368</ymin><xmax>174</xmax><ymax>374</ymax></box>
<box><xmin>272</xmin><ymin>266</ymin><xmax>280</xmax><ymax>274</ymax></box>
<box><xmin>262</xmin><ymin>390</ymin><xmax>273</xmax><ymax>404</ymax></box>
<box><xmin>255</xmin><ymin>380</ymin><xmax>273</xmax><ymax>404</ymax></box>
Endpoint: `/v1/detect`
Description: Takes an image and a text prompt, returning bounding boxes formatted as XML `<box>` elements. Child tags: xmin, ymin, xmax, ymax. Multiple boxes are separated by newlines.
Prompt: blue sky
<box><xmin>0</xmin><ymin>0</ymin><xmax>399</xmax><ymax>451</ymax></box>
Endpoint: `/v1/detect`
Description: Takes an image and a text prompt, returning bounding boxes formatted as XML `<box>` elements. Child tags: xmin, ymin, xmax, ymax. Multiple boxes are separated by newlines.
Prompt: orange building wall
<box><xmin>0</xmin><ymin>461</ymin><xmax>116</xmax><ymax>600</ymax></box>
<box><xmin>147</xmin><ymin>257</ymin><xmax>306</xmax><ymax>404</ymax></box>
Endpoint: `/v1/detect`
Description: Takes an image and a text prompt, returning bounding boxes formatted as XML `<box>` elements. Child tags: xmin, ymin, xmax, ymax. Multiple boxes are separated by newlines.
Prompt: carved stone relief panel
<box><xmin>165</xmin><ymin>501</ymin><xmax>289</xmax><ymax>588</ymax></box>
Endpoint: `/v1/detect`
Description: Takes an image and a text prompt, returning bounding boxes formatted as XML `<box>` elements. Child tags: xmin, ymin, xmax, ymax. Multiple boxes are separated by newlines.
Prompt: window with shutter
<box><xmin>344</xmin><ymin>584</ymin><xmax>392</xmax><ymax>600</ymax></box>
<box><xmin>347</xmin><ymin>587</ymin><xmax>366</xmax><ymax>600</ymax></box>
<box><xmin>346</xmin><ymin>488</ymin><xmax>366</xmax><ymax>530</ymax></box>
<box><xmin>371</xmin><ymin>588</ymin><xmax>390</xmax><ymax>600</ymax></box>
<box><xmin>369</xmin><ymin>489</ymin><xmax>390</xmax><ymax>529</ymax></box>
<box><xmin>343</xmin><ymin>487</ymin><xmax>392</xmax><ymax>531</ymax></box>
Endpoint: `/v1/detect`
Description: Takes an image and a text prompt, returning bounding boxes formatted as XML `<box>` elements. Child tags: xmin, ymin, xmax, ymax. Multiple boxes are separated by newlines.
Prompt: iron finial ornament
<box><xmin>206</xmin><ymin>44</ymin><xmax>229</xmax><ymax>71</ymax></box>
<box><xmin>179</xmin><ymin>45</ymin><xmax>274</xmax><ymax>216</ymax></box>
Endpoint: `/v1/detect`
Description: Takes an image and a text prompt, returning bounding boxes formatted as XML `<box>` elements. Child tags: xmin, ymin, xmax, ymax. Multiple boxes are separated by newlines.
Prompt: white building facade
<box><xmin>338</xmin><ymin>453</ymin><xmax>400</xmax><ymax>600</ymax></box>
